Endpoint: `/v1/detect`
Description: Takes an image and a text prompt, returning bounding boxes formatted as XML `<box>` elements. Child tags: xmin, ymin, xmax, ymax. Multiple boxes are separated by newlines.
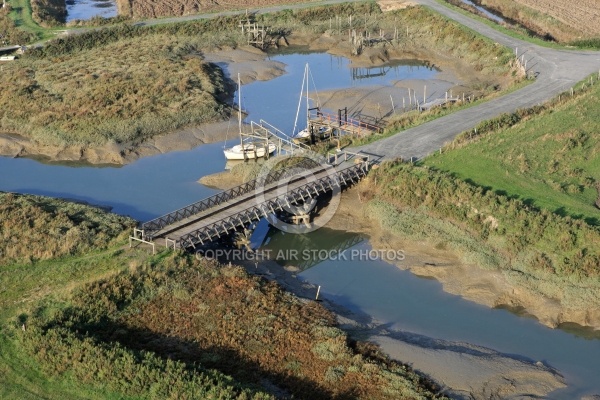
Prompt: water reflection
<box><xmin>459</xmin><ymin>0</ymin><xmax>506</xmax><ymax>23</ymax></box>
<box><xmin>260</xmin><ymin>227</ymin><xmax>365</xmax><ymax>271</ymax></box>
<box><xmin>350</xmin><ymin>60</ymin><xmax>439</xmax><ymax>83</ymax></box>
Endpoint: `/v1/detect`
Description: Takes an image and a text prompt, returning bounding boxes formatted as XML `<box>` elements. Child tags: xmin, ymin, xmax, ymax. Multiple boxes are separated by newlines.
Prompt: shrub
<box><xmin>0</xmin><ymin>193</ymin><xmax>134</xmax><ymax>264</ymax></box>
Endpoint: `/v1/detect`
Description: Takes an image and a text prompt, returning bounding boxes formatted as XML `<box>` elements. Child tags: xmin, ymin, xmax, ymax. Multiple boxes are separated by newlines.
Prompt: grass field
<box><xmin>6</xmin><ymin>0</ymin><xmax>61</xmax><ymax>42</ymax></box>
<box><xmin>425</xmin><ymin>76</ymin><xmax>600</xmax><ymax>226</ymax></box>
<box><xmin>1</xmin><ymin>30</ymin><xmax>230</xmax><ymax>146</ymax></box>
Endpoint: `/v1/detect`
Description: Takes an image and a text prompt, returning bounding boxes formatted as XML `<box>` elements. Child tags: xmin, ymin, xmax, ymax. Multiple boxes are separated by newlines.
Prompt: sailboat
<box><xmin>292</xmin><ymin>64</ymin><xmax>329</xmax><ymax>144</ymax></box>
<box><xmin>223</xmin><ymin>75</ymin><xmax>276</xmax><ymax>160</ymax></box>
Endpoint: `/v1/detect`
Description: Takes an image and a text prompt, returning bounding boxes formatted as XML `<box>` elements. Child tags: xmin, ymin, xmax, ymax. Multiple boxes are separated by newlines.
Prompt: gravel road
<box><xmin>354</xmin><ymin>0</ymin><xmax>600</xmax><ymax>160</ymax></box>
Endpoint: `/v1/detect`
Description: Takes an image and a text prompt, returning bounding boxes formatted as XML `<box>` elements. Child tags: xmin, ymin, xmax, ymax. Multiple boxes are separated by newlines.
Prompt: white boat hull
<box><xmin>223</xmin><ymin>143</ymin><xmax>277</xmax><ymax>160</ymax></box>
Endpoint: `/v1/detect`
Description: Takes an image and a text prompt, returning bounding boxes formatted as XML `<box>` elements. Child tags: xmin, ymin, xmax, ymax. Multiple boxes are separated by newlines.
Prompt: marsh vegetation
<box><xmin>0</xmin><ymin>193</ymin><xmax>443</xmax><ymax>399</ymax></box>
<box><xmin>1</xmin><ymin>2</ymin><xmax>519</xmax><ymax>156</ymax></box>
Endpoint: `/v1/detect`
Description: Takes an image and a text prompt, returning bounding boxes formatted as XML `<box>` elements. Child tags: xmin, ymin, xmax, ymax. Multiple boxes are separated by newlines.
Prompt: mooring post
<box><xmin>316</xmin><ymin>285</ymin><xmax>321</xmax><ymax>300</ymax></box>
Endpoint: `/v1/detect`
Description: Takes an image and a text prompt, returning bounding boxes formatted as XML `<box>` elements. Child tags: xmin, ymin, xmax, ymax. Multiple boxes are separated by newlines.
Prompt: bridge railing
<box><xmin>141</xmin><ymin>156</ymin><xmax>325</xmax><ymax>237</ymax></box>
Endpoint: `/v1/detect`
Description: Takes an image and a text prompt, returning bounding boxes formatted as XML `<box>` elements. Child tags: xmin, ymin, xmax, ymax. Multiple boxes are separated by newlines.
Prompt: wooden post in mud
<box><xmin>408</xmin><ymin>89</ymin><xmax>412</xmax><ymax>106</ymax></box>
<box><xmin>390</xmin><ymin>95</ymin><xmax>395</xmax><ymax>114</ymax></box>
<box><xmin>403</xmin><ymin>97</ymin><xmax>405</xmax><ymax>111</ymax></box>
<box><xmin>423</xmin><ymin>85</ymin><xmax>426</xmax><ymax>103</ymax></box>
<box><xmin>315</xmin><ymin>285</ymin><xmax>321</xmax><ymax>300</ymax></box>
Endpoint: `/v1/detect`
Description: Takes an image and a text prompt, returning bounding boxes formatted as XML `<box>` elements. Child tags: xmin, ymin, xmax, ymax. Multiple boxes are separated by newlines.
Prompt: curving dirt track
<box><xmin>354</xmin><ymin>0</ymin><xmax>600</xmax><ymax>160</ymax></box>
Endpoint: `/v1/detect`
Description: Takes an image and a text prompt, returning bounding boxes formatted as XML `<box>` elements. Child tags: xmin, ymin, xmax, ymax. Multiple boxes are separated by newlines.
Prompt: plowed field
<box><xmin>478</xmin><ymin>0</ymin><xmax>600</xmax><ymax>41</ymax></box>
<box><xmin>122</xmin><ymin>0</ymin><xmax>317</xmax><ymax>19</ymax></box>
<box><xmin>518</xmin><ymin>0</ymin><xmax>600</xmax><ymax>36</ymax></box>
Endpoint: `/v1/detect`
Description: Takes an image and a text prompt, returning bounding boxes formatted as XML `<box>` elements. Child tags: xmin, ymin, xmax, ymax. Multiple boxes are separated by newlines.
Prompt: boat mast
<box><xmin>292</xmin><ymin>64</ymin><xmax>308</xmax><ymax>137</ymax></box>
<box><xmin>305</xmin><ymin>64</ymin><xmax>309</xmax><ymax>135</ymax></box>
<box><xmin>238</xmin><ymin>73</ymin><xmax>243</xmax><ymax>147</ymax></box>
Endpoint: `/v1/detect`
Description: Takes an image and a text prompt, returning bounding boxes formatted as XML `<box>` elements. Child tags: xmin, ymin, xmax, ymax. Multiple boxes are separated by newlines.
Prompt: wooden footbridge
<box><xmin>131</xmin><ymin>151</ymin><xmax>375</xmax><ymax>252</ymax></box>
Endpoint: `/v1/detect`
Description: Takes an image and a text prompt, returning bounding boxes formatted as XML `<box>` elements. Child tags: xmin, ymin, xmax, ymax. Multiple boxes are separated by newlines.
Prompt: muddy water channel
<box><xmin>261</xmin><ymin>228</ymin><xmax>600</xmax><ymax>398</ymax></box>
<box><xmin>66</xmin><ymin>0</ymin><xmax>118</xmax><ymax>22</ymax></box>
<box><xmin>1</xmin><ymin>51</ymin><xmax>599</xmax><ymax>397</ymax></box>
<box><xmin>458</xmin><ymin>0</ymin><xmax>506</xmax><ymax>23</ymax></box>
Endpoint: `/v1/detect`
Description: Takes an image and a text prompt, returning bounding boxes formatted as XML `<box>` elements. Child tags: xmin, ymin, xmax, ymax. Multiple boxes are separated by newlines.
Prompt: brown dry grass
<box><xmin>0</xmin><ymin>193</ymin><xmax>134</xmax><ymax>264</ymax></box>
<box><xmin>0</xmin><ymin>34</ymin><xmax>227</xmax><ymax>146</ymax></box>
<box><xmin>20</xmin><ymin>254</ymin><xmax>443</xmax><ymax>399</ymax></box>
